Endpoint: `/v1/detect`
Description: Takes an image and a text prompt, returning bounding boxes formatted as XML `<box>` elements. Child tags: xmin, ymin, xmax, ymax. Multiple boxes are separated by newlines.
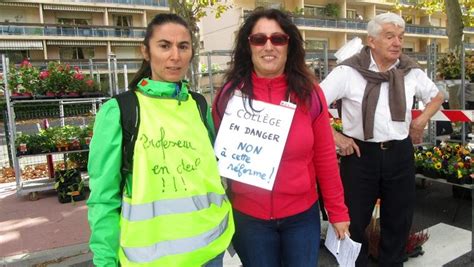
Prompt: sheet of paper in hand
<box><xmin>214</xmin><ymin>93</ymin><xmax>296</xmax><ymax>190</ymax></box>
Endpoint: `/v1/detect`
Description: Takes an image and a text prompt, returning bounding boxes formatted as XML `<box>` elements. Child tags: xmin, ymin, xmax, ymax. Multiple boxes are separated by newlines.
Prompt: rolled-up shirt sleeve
<box><xmin>413</xmin><ymin>69</ymin><xmax>440</xmax><ymax>105</ymax></box>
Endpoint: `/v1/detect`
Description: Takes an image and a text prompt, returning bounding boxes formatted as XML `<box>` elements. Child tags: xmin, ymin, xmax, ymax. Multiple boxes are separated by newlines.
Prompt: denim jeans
<box><xmin>232</xmin><ymin>202</ymin><xmax>320</xmax><ymax>267</ymax></box>
<box><xmin>203</xmin><ymin>252</ymin><xmax>224</xmax><ymax>267</ymax></box>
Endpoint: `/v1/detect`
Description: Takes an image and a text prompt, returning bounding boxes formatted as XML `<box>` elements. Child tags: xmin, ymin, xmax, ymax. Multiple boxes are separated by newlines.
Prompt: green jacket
<box><xmin>87</xmin><ymin>80</ymin><xmax>216</xmax><ymax>266</ymax></box>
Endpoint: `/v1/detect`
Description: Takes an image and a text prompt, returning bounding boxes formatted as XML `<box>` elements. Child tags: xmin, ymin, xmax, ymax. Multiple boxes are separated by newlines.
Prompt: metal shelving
<box><xmin>2</xmin><ymin>54</ymin><xmax>106</xmax><ymax>199</ymax></box>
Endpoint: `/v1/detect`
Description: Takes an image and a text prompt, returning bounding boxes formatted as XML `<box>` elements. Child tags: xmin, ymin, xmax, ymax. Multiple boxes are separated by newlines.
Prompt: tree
<box><xmin>396</xmin><ymin>0</ymin><xmax>473</xmax><ymax>51</ymax></box>
<box><xmin>169</xmin><ymin>0</ymin><xmax>231</xmax><ymax>89</ymax></box>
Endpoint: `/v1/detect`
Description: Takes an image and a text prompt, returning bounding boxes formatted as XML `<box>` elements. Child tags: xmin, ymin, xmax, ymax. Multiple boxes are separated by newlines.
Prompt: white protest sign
<box><xmin>214</xmin><ymin>94</ymin><xmax>296</xmax><ymax>190</ymax></box>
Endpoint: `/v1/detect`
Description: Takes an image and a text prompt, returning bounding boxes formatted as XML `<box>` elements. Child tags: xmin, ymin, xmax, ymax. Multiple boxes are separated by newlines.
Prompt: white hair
<box><xmin>367</xmin><ymin>12</ymin><xmax>405</xmax><ymax>37</ymax></box>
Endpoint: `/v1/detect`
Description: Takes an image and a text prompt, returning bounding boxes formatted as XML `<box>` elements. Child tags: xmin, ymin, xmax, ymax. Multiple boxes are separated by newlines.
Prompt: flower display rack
<box><xmin>5</xmin><ymin>97</ymin><xmax>106</xmax><ymax>200</ymax></box>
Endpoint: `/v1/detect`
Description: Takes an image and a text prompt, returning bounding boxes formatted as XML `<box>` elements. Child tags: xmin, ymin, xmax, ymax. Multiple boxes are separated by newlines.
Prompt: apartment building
<box><xmin>201</xmin><ymin>0</ymin><xmax>474</xmax><ymax>70</ymax></box>
<box><xmin>0</xmin><ymin>0</ymin><xmax>169</xmax><ymax>67</ymax></box>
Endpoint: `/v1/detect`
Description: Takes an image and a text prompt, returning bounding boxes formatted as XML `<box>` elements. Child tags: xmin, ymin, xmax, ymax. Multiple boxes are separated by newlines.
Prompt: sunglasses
<box><xmin>248</xmin><ymin>33</ymin><xmax>289</xmax><ymax>46</ymax></box>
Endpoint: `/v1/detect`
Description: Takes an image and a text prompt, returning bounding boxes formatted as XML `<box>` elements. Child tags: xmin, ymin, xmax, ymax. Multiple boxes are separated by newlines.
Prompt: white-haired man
<box><xmin>320</xmin><ymin>13</ymin><xmax>444</xmax><ymax>266</ymax></box>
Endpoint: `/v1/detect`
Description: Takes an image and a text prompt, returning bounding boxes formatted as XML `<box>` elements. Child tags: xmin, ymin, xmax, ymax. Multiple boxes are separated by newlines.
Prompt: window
<box><xmin>430</xmin><ymin>17</ymin><xmax>441</xmax><ymax>27</ymax></box>
<box><xmin>59</xmin><ymin>47</ymin><xmax>94</xmax><ymax>60</ymax></box>
<box><xmin>346</xmin><ymin>10</ymin><xmax>356</xmax><ymax>19</ymax></box>
<box><xmin>402</xmin><ymin>15</ymin><xmax>414</xmax><ymax>24</ymax></box>
<box><xmin>114</xmin><ymin>15</ymin><xmax>133</xmax><ymax>37</ymax></box>
<box><xmin>255</xmin><ymin>0</ymin><xmax>283</xmax><ymax>9</ymax></box>
<box><xmin>402</xmin><ymin>47</ymin><xmax>413</xmax><ymax>53</ymax></box>
<box><xmin>306</xmin><ymin>39</ymin><xmax>327</xmax><ymax>50</ymax></box>
<box><xmin>114</xmin><ymin>15</ymin><xmax>133</xmax><ymax>27</ymax></box>
<box><xmin>304</xmin><ymin>6</ymin><xmax>326</xmax><ymax>17</ymax></box>
<box><xmin>57</xmin><ymin>18</ymin><xmax>90</xmax><ymax>25</ymax></box>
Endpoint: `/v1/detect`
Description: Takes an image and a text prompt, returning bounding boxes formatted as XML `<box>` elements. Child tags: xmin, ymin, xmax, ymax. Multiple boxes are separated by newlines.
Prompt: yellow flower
<box><xmin>457</xmin><ymin>169</ymin><xmax>463</xmax><ymax>178</ymax></box>
<box><xmin>455</xmin><ymin>144</ymin><xmax>461</xmax><ymax>150</ymax></box>
<box><xmin>458</xmin><ymin>162</ymin><xmax>464</xmax><ymax>168</ymax></box>
<box><xmin>426</xmin><ymin>152</ymin><xmax>433</xmax><ymax>158</ymax></box>
<box><xmin>434</xmin><ymin>162</ymin><xmax>442</xmax><ymax>170</ymax></box>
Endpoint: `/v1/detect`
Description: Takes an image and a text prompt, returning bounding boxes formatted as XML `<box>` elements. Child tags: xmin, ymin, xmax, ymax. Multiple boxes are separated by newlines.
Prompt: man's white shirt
<box><xmin>320</xmin><ymin>54</ymin><xmax>439</xmax><ymax>142</ymax></box>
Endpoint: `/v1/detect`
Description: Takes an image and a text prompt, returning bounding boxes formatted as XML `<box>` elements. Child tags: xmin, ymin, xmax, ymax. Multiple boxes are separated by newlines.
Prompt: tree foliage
<box><xmin>395</xmin><ymin>0</ymin><xmax>471</xmax><ymax>50</ymax></box>
<box><xmin>396</xmin><ymin>0</ymin><xmax>472</xmax><ymax>25</ymax></box>
<box><xmin>169</xmin><ymin>0</ymin><xmax>231</xmax><ymax>88</ymax></box>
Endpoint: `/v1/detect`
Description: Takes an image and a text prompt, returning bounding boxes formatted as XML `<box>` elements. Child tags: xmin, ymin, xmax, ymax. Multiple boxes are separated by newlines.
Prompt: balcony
<box><xmin>292</xmin><ymin>16</ymin><xmax>367</xmax><ymax>31</ymax></box>
<box><xmin>405</xmin><ymin>24</ymin><xmax>446</xmax><ymax>36</ymax></box>
<box><xmin>399</xmin><ymin>0</ymin><xmax>419</xmax><ymax>5</ymax></box>
<box><xmin>0</xmin><ymin>23</ymin><xmax>145</xmax><ymax>39</ymax></box>
<box><xmin>350</xmin><ymin>0</ymin><xmax>396</xmax><ymax>4</ymax></box>
<box><xmin>291</xmin><ymin>16</ymin><xmax>447</xmax><ymax>36</ymax></box>
<box><xmin>404</xmin><ymin>52</ymin><xmax>428</xmax><ymax>62</ymax></box>
<box><xmin>52</xmin><ymin>0</ymin><xmax>168</xmax><ymax>7</ymax></box>
<box><xmin>305</xmin><ymin>50</ymin><xmax>336</xmax><ymax>60</ymax></box>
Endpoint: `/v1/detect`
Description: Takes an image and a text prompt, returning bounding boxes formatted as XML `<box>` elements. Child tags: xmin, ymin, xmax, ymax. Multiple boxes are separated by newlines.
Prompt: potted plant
<box><xmin>15</xmin><ymin>134</ymin><xmax>30</xmax><ymax>155</ymax></box>
<box><xmin>414</xmin><ymin>146</ymin><xmax>426</xmax><ymax>174</ymax></box>
<box><xmin>437</xmin><ymin>51</ymin><xmax>474</xmax><ymax>109</ymax></box>
<box><xmin>36</xmin><ymin>69</ymin><xmax>56</xmax><ymax>99</ymax></box>
<box><xmin>68</xmin><ymin>152</ymin><xmax>89</xmax><ymax>172</ymax></box>
<box><xmin>26</xmin><ymin>133</ymin><xmax>51</xmax><ymax>154</ymax></box>
<box><xmin>421</xmin><ymin>150</ymin><xmax>443</xmax><ymax>178</ymax></box>
<box><xmin>331</xmin><ymin>118</ymin><xmax>343</xmax><ymax>133</ymax></box>
<box><xmin>324</xmin><ymin>3</ymin><xmax>340</xmax><ymax>18</ymax></box>
<box><xmin>54</xmin><ymin>168</ymin><xmax>85</xmax><ymax>203</ymax></box>
<box><xmin>81</xmin><ymin>78</ymin><xmax>102</xmax><ymax>97</ymax></box>
<box><xmin>79</xmin><ymin>122</ymin><xmax>94</xmax><ymax>149</ymax></box>
<box><xmin>40</xmin><ymin>62</ymin><xmax>73</xmax><ymax>98</ymax></box>
<box><xmin>8</xmin><ymin>59</ymin><xmax>39</xmax><ymax>100</ymax></box>
<box><xmin>405</xmin><ymin>230</ymin><xmax>429</xmax><ymax>259</ymax></box>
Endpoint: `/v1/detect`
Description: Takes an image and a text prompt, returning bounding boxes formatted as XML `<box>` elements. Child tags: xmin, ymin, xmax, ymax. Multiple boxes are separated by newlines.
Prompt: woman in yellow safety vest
<box><xmin>87</xmin><ymin>13</ymin><xmax>234</xmax><ymax>267</ymax></box>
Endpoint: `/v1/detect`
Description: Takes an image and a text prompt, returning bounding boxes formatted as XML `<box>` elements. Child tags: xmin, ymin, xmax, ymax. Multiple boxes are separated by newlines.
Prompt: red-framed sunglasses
<box><xmin>248</xmin><ymin>33</ymin><xmax>290</xmax><ymax>46</ymax></box>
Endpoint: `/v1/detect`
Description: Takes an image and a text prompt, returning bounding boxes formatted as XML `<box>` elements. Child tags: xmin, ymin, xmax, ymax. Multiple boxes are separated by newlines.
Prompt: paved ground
<box><xmin>0</xmin><ymin>178</ymin><xmax>472</xmax><ymax>267</ymax></box>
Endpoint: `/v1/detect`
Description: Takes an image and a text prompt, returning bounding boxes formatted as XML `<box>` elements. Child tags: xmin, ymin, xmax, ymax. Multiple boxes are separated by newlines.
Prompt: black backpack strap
<box><xmin>114</xmin><ymin>90</ymin><xmax>140</xmax><ymax>177</ymax></box>
<box><xmin>189</xmin><ymin>91</ymin><xmax>210</xmax><ymax>131</ymax></box>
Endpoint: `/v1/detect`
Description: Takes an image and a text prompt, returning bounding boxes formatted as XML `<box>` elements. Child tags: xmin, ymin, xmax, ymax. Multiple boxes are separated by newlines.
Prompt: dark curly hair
<box><xmin>129</xmin><ymin>13</ymin><xmax>193</xmax><ymax>90</ymax></box>
<box><xmin>215</xmin><ymin>8</ymin><xmax>315</xmax><ymax>117</ymax></box>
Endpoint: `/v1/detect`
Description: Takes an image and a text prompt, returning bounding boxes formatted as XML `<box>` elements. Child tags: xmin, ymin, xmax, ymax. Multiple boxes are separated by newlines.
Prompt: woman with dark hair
<box><xmin>212</xmin><ymin>8</ymin><xmax>349</xmax><ymax>266</ymax></box>
<box><xmin>87</xmin><ymin>13</ymin><xmax>234</xmax><ymax>266</ymax></box>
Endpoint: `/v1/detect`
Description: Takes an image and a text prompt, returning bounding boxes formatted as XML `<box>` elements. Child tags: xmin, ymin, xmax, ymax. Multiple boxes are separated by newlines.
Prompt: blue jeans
<box><xmin>203</xmin><ymin>252</ymin><xmax>224</xmax><ymax>267</ymax></box>
<box><xmin>232</xmin><ymin>202</ymin><xmax>320</xmax><ymax>267</ymax></box>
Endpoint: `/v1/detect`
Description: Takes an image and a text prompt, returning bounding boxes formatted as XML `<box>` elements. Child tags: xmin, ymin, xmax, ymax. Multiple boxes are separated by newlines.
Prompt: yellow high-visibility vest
<box><xmin>118</xmin><ymin>92</ymin><xmax>234</xmax><ymax>266</ymax></box>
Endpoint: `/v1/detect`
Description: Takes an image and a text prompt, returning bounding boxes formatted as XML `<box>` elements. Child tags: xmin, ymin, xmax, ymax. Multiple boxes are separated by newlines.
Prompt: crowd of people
<box><xmin>87</xmin><ymin>8</ymin><xmax>444</xmax><ymax>267</ymax></box>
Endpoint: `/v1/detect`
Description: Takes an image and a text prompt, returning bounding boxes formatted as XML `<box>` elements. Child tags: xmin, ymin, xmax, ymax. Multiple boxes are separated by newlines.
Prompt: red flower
<box><xmin>20</xmin><ymin>59</ymin><xmax>31</xmax><ymax>68</ymax></box>
<box><xmin>85</xmin><ymin>79</ymin><xmax>94</xmax><ymax>87</ymax></box>
<box><xmin>74</xmin><ymin>73</ymin><xmax>84</xmax><ymax>80</ymax></box>
<box><xmin>39</xmin><ymin>70</ymin><xmax>49</xmax><ymax>80</ymax></box>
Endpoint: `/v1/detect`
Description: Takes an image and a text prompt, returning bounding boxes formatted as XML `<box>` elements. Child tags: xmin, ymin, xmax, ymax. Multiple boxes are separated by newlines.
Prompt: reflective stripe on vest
<box><xmin>122</xmin><ymin>192</ymin><xmax>226</xmax><ymax>221</ymax></box>
<box><xmin>123</xmin><ymin>212</ymin><xmax>229</xmax><ymax>263</ymax></box>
